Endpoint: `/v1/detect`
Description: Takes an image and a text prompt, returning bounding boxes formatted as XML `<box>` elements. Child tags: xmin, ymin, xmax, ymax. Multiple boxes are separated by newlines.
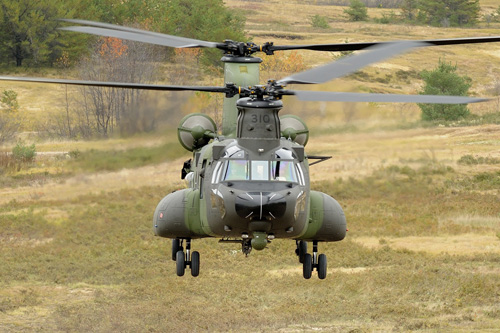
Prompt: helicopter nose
<box><xmin>235</xmin><ymin>192</ymin><xmax>286</xmax><ymax>220</ymax></box>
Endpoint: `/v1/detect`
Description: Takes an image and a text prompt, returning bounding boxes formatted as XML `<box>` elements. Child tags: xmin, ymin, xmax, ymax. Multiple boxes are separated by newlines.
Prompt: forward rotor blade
<box><xmin>291</xmin><ymin>90</ymin><xmax>489</xmax><ymax>104</ymax></box>
<box><xmin>271</xmin><ymin>35</ymin><xmax>500</xmax><ymax>52</ymax></box>
<box><xmin>60</xmin><ymin>19</ymin><xmax>220</xmax><ymax>49</ymax></box>
<box><xmin>0</xmin><ymin>76</ymin><xmax>226</xmax><ymax>93</ymax></box>
<box><xmin>278</xmin><ymin>41</ymin><xmax>427</xmax><ymax>85</ymax></box>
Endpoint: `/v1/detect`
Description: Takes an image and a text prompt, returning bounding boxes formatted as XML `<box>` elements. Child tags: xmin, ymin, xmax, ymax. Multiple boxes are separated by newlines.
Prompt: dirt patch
<box><xmin>353</xmin><ymin>234</ymin><xmax>500</xmax><ymax>255</ymax></box>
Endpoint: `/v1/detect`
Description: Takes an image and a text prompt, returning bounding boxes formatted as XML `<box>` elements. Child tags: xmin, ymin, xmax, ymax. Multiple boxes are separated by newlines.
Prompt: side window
<box><xmin>295</xmin><ymin>164</ymin><xmax>305</xmax><ymax>185</ymax></box>
<box><xmin>212</xmin><ymin>161</ymin><xmax>223</xmax><ymax>184</ymax></box>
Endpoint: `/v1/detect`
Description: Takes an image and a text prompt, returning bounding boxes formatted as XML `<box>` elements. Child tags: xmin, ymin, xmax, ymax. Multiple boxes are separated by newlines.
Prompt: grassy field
<box><xmin>1</xmin><ymin>0</ymin><xmax>500</xmax><ymax>332</ymax></box>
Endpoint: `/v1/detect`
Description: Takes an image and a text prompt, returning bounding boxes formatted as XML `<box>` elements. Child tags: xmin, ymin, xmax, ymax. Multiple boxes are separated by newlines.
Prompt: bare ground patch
<box><xmin>353</xmin><ymin>234</ymin><xmax>500</xmax><ymax>255</ymax></box>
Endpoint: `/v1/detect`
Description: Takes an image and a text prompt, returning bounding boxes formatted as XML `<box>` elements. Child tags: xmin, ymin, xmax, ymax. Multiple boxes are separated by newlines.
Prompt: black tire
<box><xmin>172</xmin><ymin>239</ymin><xmax>180</xmax><ymax>261</ymax></box>
<box><xmin>176</xmin><ymin>250</ymin><xmax>185</xmax><ymax>276</ymax></box>
<box><xmin>303</xmin><ymin>253</ymin><xmax>312</xmax><ymax>279</ymax></box>
<box><xmin>191</xmin><ymin>251</ymin><xmax>200</xmax><ymax>277</ymax></box>
<box><xmin>318</xmin><ymin>254</ymin><xmax>327</xmax><ymax>280</ymax></box>
<box><xmin>299</xmin><ymin>241</ymin><xmax>307</xmax><ymax>263</ymax></box>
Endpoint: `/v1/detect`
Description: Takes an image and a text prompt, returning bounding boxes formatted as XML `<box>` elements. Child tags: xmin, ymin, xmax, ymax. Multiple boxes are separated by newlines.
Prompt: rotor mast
<box><xmin>221</xmin><ymin>55</ymin><xmax>261</xmax><ymax>137</ymax></box>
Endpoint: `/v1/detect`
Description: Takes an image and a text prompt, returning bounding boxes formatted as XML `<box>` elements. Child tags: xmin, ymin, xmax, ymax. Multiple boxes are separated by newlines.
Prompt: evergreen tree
<box><xmin>418</xmin><ymin>59</ymin><xmax>472</xmax><ymax>121</ymax></box>
<box><xmin>151</xmin><ymin>0</ymin><xmax>247</xmax><ymax>68</ymax></box>
<box><xmin>0</xmin><ymin>0</ymin><xmax>89</xmax><ymax>67</ymax></box>
<box><xmin>401</xmin><ymin>0</ymin><xmax>419</xmax><ymax>21</ymax></box>
<box><xmin>417</xmin><ymin>0</ymin><xmax>480</xmax><ymax>27</ymax></box>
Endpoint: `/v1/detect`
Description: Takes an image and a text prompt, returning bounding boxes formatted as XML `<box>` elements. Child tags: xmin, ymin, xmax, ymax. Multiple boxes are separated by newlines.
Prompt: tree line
<box><xmin>0</xmin><ymin>0</ymin><xmax>246</xmax><ymax>67</ymax></box>
<box><xmin>337</xmin><ymin>0</ymin><xmax>481</xmax><ymax>27</ymax></box>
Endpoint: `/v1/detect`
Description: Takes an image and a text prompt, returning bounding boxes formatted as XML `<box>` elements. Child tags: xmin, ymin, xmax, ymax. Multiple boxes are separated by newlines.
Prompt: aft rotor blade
<box><xmin>60</xmin><ymin>19</ymin><xmax>220</xmax><ymax>49</ymax></box>
<box><xmin>0</xmin><ymin>76</ymin><xmax>227</xmax><ymax>93</ymax></box>
<box><xmin>278</xmin><ymin>41</ymin><xmax>427</xmax><ymax>85</ymax></box>
<box><xmin>291</xmin><ymin>91</ymin><xmax>489</xmax><ymax>104</ymax></box>
<box><xmin>271</xmin><ymin>35</ymin><xmax>500</xmax><ymax>52</ymax></box>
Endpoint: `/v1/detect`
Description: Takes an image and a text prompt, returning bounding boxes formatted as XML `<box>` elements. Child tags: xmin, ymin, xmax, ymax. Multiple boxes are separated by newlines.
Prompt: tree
<box><xmin>417</xmin><ymin>0</ymin><xmax>480</xmax><ymax>27</ymax></box>
<box><xmin>151</xmin><ymin>0</ymin><xmax>246</xmax><ymax>68</ymax></box>
<box><xmin>74</xmin><ymin>36</ymin><xmax>162</xmax><ymax>137</ymax></box>
<box><xmin>0</xmin><ymin>0</ymin><xmax>89</xmax><ymax>66</ymax></box>
<box><xmin>344</xmin><ymin>0</ymin><xmax>369</xmax><ymax>22</ymax></box>
<box><xmin>418</xmin><ymin>59</ymin><xmax>472</xmax><ymax>121</ymax></box>
<box><xmin>401</xmin><ymin>0</ymin><xmax>419</xmax><ymax>21</ymax></box>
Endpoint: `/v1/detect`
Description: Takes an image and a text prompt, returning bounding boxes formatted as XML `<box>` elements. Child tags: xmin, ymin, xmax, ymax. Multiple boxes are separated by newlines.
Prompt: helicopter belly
<box><xmin>153</xmin><ymin>189</ymin><xmax>211</xmax><ymax>239</ymax></box>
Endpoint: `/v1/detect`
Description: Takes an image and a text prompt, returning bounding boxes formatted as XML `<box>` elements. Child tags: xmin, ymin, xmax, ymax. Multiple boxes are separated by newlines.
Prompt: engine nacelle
<box><xmin>280</xmin><ymin>115</ymin><xmax>309</xmax><ymax>146</ymax></box>
<box><xmin>299</xmin><ymin>191</ymin><xmax>346</xmax><ymax>241</ymax></box>
<box><xmin>177</xmin><ymin>113</ymin><xmax>217</xmax><ymax>151</ymax></box>
<box><xmin>153</xmin><ymin>189</ymin><xmax>209</xmax><ymax>239</ymax></box>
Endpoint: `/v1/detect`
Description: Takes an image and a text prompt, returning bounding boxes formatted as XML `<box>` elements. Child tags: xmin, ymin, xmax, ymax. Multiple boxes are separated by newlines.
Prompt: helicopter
<box><xmin>1</xmin><ymin>19</ymin><xmax>498</xmax><ymax>279</ymax></box>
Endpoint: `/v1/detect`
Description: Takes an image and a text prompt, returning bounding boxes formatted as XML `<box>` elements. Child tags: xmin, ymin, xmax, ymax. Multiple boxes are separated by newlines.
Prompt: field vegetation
<box><xmin>1</xmin><ymin>0</ymin><xmax>500</xmax><ymax>331</ymax></box>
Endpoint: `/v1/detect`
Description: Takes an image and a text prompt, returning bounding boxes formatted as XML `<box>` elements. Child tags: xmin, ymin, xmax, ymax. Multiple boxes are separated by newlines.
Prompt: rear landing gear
<box><xmin>173</xmin><ymin>239</ymin><xmax>200</xmax><ymax>277</ymax></box>
<box><xmin>300</xmin><ymin>240</ymin><xmax>327</xmax><ymax>279</ymax></box>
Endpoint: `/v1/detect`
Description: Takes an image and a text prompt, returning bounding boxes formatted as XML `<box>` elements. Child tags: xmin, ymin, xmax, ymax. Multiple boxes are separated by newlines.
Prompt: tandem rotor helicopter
<box><xmin>1</xmin><ymin>19</ymin><xmax>500</xmax><ymax>279</ymax></box>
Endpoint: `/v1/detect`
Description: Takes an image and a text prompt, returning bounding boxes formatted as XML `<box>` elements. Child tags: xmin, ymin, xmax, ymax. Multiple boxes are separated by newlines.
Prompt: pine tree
<box><xmin>418</xmin><ymin>59</ymin><xmax>472</xmax><ymax>121</ymax></box>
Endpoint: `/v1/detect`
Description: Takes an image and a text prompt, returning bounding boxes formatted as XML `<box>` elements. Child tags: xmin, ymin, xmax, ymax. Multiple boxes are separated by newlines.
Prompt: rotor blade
<box><xmin>0</xmin><ymin>76</ymin><xmax>227</xmax><ymax>93</ymax></box>
<box><xmin>291</xmin><ymin>90</ymin><xmax>489</xmax><ymax>104</ymax></box>
<box><xmin>278</xmin><ymin>41</ymin><xmax>427</xmax><ymax>85</ymax></box>
<box><xmin>60</xmin><ymin>19</ymin><xmax>220</xmax><ymax>49</ymax></box>
<box><xmin>271</xmin><ymin>35</ymin><xmax>500</xmax><ymax>52</ymax></box>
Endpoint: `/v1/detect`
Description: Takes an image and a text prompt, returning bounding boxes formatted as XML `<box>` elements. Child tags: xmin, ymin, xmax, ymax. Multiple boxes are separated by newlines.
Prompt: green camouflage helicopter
<box><xmin>1</xmin><ymin>20</ymin><xmax>498</xmax><ymax>279</ymax></box>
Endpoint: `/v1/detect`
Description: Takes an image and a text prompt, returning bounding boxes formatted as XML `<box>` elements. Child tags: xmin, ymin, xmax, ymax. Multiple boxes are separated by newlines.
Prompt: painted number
<box><xmin>251</xmin><ymin>114</ymin><xmax>270</xmax><ymax>123</ymax></box>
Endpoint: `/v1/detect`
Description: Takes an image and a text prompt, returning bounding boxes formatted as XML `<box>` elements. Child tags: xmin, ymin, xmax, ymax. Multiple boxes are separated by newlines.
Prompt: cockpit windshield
<box><xmin>219</xmin><ymin>145</ymin><xmax>302</xmax><ymax>183</ymax></box>
<box><xmin>222</xmin><ymin>159</ymin><xmax>298</xmax><ymax>182</ymax></box>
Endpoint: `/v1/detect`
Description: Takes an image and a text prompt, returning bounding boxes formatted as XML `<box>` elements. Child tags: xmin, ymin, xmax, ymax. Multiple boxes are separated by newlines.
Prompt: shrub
<box><xmin>12</xmin><ymin>141</ymin><xmax>36</xmax><ymax>164</ymax></box>
<box><xmin>1</xmin><ymin>90</ymin><xmax>19</xmax><ymax>112</ymax></box>
<box><xmin>310</xmin><ymin>15</ymin><xmax>330</xmax><ymax>29</ymax></box>
<box><xmin>344</xmin><ymin>0</ymin><xmax>369</xmax><ymax>21</ymax></box>
<box><xmin>418</xmin><ymin>59</ymin><xmax>472</xmax><ymax>121</ymax></box>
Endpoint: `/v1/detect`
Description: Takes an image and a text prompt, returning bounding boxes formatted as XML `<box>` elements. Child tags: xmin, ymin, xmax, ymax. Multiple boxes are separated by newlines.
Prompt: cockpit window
<box><xmin>271</xmin><ymin>160</ymin><xmax>297</xmax><ymax>182</ymax></box>
<box><xmin>220</xmin><ymin>156</ymin><xmax>299</xmax><ymax>183</ymax></box>
<box><xmin>223</xmin><ymin>146</ymin><xmax>245</xmax><ymax>158</ymax></box>
<box><xmin>274</xmin><ymin>148</ymin><xmax>295</xmax><ymax>159</ymax></box>
<box><xmin>223</xmin><ymin>160</ymin><xmax>249</xmax><ymax>180</ymax></box>
<box><xmin>251</xmin><ymin>161</ymin><xmax>269</xmax><ymax>181</ymax></box>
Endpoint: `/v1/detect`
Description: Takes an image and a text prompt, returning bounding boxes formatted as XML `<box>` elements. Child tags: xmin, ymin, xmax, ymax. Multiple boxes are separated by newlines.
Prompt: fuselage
<box><xmin>193</xmin><ymin>137</ymin><xmax>310</xmax><ymax>239</ymax></box>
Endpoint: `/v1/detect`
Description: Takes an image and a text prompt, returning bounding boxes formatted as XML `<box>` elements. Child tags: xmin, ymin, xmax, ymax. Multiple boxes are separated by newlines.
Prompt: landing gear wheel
<box><xmin>318</xmin><ymin>253</ymin><xmax>327</xmax><ymax>280</ymax></box>
<box><xmin>303</xmin><ymin>253</ymin><xmax>313</xmax><ymax>279</ymax></box>
<box><xmin>298</xmin><ymin>241</ymin><xmax>307</xmax><ymax>263</ymax></box>
<box><xmin>172</xmin><ymin>239</ymin><xmax>180</xmax><ymax>261</ymax></box>
<box><xmin>191</xmin><ymin>251</ymin><xmax>200</xmax><ymax>277</ymax></box>
<box><xmin>176</xmin><ymin>250</ymin><xmax>185</xmax><ymax>276</ymax></box>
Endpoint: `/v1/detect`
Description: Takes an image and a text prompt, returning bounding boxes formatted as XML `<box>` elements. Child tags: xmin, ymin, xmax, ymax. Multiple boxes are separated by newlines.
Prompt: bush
<box><xmin>310</xmin><ymin>15</ymin><xmax>330</xmax><ymax>29</ymax></box>
<box><xmin>1</xmin><ymin>90</ymin><xmax>19</xmax><ymax>112</ymax></box>
<box><xmin>12</xmin><ymin>141</ymin><xmax>36</xmax><ymax>164</ymax></box>
<box><xmin>418</xmin><ymin>59</ymin><xmax>472</xmax><ymax>121</ymax></box>
<box><xmin>344</xmin><ymin>0</ymin><xmax>369</xmax><ymax>21</ymax></box>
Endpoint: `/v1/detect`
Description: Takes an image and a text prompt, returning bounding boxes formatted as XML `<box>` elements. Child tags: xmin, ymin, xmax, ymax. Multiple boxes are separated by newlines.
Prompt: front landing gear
<box><xmin>172</xmin><ymin>239</ymin><xmax>200</xmax><ymax>277</ymax></box>
<box><xmin>299</xmin><ymin>240</ymin><xmax>327</xmax><ymax>280</ymax></box>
